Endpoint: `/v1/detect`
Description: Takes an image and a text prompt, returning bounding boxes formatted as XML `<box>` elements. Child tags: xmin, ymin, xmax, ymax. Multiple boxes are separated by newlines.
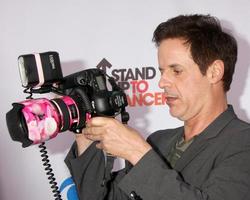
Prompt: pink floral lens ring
<box><xmin>21</xmin><ymin>98</ymin><xmax>60</xmax><ymax>144</ymax></box>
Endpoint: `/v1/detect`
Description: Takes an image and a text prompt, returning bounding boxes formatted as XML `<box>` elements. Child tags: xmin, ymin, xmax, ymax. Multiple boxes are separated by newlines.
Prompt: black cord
<box><xmin>39</xmin><ymin>142</ymin><xmax>62</xmax><ymax>200</ymax></box>
<box><xmin>23</xmin><ymin>88</ymin><xmax>33</xmax><ymax>99</ymax></box>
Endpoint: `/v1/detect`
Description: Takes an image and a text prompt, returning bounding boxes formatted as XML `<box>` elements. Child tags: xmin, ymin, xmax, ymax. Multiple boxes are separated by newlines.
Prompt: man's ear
<box><xmin>207</xmin><ymin>60</ymin><xmax>224</xmax><ymax>84</ymax></box>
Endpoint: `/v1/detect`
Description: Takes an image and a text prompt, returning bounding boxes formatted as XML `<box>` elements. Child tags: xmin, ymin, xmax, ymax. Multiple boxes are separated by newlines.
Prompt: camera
<box><xmin>6</xmin><ymin>52</ymin><xmax>129</xmax><ymax>147</ymax></box>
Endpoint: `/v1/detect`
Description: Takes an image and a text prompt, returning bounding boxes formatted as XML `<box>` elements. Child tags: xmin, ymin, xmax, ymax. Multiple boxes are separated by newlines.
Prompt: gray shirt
<box><xmin>167</xmin><ymin>136</ymin><xmax>194</xmax><ymax>168</ymax></box>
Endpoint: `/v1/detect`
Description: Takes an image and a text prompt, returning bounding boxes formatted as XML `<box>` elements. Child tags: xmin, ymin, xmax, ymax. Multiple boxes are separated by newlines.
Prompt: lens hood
<box><xmin>6</xmin><ymin>103</ymin><xmax>33</xmax><ymax>147</ymax></box>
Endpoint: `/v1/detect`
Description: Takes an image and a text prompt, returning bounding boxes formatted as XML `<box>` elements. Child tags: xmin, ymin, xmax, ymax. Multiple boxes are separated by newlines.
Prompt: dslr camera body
<box><xmin>6</xmin><ymin>52</ymin><xmax>129</xmax><ymax>147</ymax></box>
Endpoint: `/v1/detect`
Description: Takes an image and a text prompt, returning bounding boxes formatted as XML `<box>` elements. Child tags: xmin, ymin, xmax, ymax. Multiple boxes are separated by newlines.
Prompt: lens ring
<box><xmin>51</xmin><ymin>98</ymin><xmax>70</xmax><ymax>132</ymax></box>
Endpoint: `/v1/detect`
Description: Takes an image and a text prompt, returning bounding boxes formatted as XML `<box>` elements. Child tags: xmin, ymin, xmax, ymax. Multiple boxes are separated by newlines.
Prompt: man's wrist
<box><xmin>129</xmin><ymin>143</ymin><xmax>152</xmax><ymax>165</ymax></box>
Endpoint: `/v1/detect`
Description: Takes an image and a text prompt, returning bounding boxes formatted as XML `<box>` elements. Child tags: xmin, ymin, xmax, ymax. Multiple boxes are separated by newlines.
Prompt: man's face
<box><xmin>158</xmin><ymin>38</ymin><xmax>211</xmax><ymax>121</ymax></box>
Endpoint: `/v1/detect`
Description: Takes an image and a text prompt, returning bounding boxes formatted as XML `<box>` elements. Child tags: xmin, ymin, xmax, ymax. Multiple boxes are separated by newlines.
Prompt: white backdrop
<box><xmin>1</xmin><ymin>0</ymin><xmax>250</xmax><ymax>199</ymax></box>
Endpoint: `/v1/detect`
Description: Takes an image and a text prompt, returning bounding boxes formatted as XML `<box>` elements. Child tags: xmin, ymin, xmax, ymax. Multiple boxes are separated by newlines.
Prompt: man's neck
<box><xmin>183</xmin><ymin>101</ymin><xmax>228</xmax><ymax>141</ymax></box>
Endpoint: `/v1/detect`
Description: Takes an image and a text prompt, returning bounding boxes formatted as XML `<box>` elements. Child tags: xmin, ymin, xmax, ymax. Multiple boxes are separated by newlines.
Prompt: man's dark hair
<box><xmin>152</xmin><ymin>14</ymin><xmax>237</xmax><ymax>92</ymax></box>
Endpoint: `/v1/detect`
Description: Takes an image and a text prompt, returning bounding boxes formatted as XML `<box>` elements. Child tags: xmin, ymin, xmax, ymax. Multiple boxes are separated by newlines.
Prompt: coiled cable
<box><xmin>39</xmin><ymin>142</ymin><xmax>62</xmax><ymax>200</ymax></box>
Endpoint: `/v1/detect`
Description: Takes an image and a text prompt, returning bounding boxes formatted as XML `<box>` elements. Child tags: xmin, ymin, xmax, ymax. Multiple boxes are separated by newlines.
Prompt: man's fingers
<box><xmin>87</xmin><ymin>117</ymin><xmax>113</xmax><ymax>127</ymax></box>
<box><xmin>85</xmin><ymin>133</ymin><xmax>102</xmax><ymax>141</ymax></box>
<box><xmin>84</xmin><ymin>126</ymin><xmax>103</xmax><ymax>135</ymax></box>
<box><xmin>83</xmin><ymin>126</ymin><xmax>104</xmax><ymax>141</ymax></box>
<box><xmin>96</xmin><ymin>142</ymin><xmax>113</xmax><ymax>156</ymax></box>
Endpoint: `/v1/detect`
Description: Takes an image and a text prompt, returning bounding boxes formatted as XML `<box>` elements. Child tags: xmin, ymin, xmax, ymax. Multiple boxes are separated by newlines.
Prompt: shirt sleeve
<box><xmin>65</xmin><ymin>141</ymin><xmax>131</xmax><ymax>200</ymax></box>
<box><xmin>65</xmin><ymin>141</ymin><xmax>107</xmax><ymax>200</ymax></box>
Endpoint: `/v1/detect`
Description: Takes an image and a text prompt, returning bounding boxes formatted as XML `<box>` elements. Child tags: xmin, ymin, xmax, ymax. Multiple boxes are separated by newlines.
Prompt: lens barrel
<box><xmin>6</xmin><ymin>95</ymin><xmax>86</xmax><ymax>147</ymax></box>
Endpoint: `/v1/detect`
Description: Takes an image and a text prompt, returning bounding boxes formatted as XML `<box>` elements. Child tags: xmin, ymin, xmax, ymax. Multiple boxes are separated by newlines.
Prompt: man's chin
<box><xmin>169</xmin><ymin>108</ymin><xmax>185</xmax><ymax>121</ymax></box>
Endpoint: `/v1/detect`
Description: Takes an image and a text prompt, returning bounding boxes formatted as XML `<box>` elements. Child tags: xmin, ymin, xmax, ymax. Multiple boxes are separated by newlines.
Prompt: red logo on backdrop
<box><xmin>96</xmin><ymin>58</ymin><xmax>165</xmax><ymax>107</ymax></box>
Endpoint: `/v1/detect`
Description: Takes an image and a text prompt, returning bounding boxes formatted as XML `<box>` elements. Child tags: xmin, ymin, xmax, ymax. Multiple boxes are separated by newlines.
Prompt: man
<box><xmin>65</xmin><ymin>14</ymin><xmax>250</xmax><ymax>200</ymax></box>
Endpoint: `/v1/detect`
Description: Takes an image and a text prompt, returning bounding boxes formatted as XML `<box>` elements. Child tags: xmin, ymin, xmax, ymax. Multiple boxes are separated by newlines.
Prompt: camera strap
<box><xmin>102</xmin><ymin>151</ymin><xmax>115</xmax><ymax>187</ymax></box>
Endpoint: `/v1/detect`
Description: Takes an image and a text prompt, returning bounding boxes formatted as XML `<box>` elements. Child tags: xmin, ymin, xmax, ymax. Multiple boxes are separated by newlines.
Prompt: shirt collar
<box><xmin>197</xmin><ymin>104</ymin><xmax>237</xmax><ymax>140</ymax></box>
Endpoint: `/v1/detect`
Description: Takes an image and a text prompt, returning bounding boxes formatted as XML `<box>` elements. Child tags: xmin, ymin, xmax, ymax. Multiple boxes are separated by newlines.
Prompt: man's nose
<box><xmin>158</xmin><ymin>74</ymin><xmax>172</xmax><ymax>89</ymax></box>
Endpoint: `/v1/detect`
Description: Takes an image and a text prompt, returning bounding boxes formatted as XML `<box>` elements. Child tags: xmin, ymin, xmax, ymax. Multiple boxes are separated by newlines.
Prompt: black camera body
<box><xmin>6</xmin><ymin>52</ymin><xmax>129</xmax><ymax>147</ymax></box>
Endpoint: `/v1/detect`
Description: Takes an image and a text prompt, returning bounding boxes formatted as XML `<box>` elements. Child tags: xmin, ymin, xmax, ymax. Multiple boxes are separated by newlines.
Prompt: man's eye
<box><xmin>173</xmin><ymin>69</ymin><xmax>182</xmax><ymax>75</ymax></box>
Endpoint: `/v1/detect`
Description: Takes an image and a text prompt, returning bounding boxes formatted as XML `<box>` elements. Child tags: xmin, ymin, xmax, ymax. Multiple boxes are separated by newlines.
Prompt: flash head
<box><xmin>18</xmin><ymin>52</ymin><xmax>63</xmax><ymax>88</ymax></box>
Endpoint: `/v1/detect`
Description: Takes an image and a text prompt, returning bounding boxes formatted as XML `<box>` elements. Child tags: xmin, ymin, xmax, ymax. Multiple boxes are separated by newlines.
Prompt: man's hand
<box><xmin>83</xmin><ymin>117</ymin><xmax>152</xmax><ymax>165</ymax></box>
